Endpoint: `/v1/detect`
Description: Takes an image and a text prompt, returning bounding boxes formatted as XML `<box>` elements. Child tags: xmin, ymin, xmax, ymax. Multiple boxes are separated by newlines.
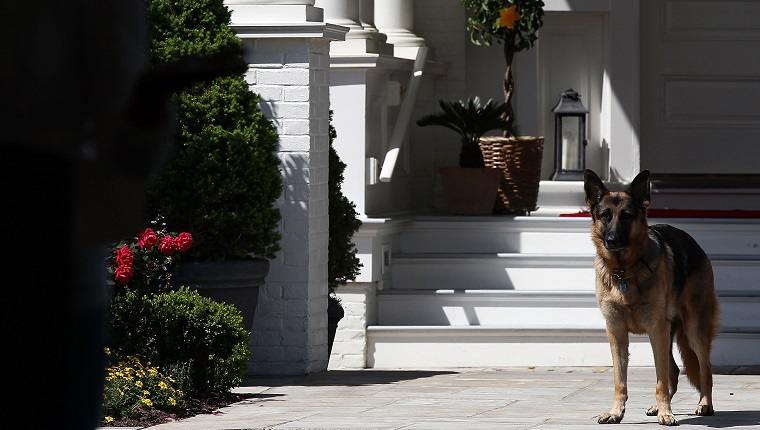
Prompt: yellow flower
<box><xmin>499</xmin><ymin>5</ymin><xmax>520</xmax><ymax>30</ymax></box>
<box><xmin>169</xmin><ymin>397</ymin><xmax>177</xmax><ymax>406</ymax></box>
<box><xmin>135</xmin><ymin>380</ymin><xmax>143</xmax><ymax>388</ymax></box>
<box><xmin>158</xmin><ymin>381</ymin><xmax>168</xmax><ymax>390</ymax></box>
<box><xmin>104</xmin><ymin>416</ymin><xmax>114</xmax><ymax>423</ymax></box>
<box><xmin>141</xmin><ymin>398</ymin><xmax>154</xmax><ymax>407</ymax></box>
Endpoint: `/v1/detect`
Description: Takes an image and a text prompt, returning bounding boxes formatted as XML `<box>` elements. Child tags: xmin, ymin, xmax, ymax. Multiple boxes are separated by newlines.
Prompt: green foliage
<box><xmin>460</xmin><ymin>0</ymin><xmax>545</xmax><ymax>136</ymax></box>
<box><xmin>461</xmin><ymin>0</ymin><xmax>545</xmax><ymax>51</ymax></box>
<box><xmin>416</xmin><ymin>97</ymin><xmax>511</xmax><ymax>168</ymax></box>
<box><xmin>328</xmin><ymin>111</ymin><xmax>362</xmax><ymax>300</ymax></box>
<box><xmin>108</xmin><ymin>287</ymin><xmax>250</xmax><ymax>395</ymax></box>
<box><xmin>147</xmin><ymin>0</ymin><xmax>243</xmax><ymax>63</ymax></box>
<box><xmin>145</xmin><ymin>0</ymin><xmax>282</xmax><ymax>261</ymax></box>
<box><xmin>101</xmin><ymin>354</ymin><xmax>186</xmax><ymax>423</ymax></box>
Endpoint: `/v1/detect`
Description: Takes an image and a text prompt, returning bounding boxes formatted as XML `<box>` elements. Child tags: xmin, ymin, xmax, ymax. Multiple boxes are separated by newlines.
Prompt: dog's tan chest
<box><xmin>596</xmin><ymin>284</ymin><xmax>660</xmax><ymax>334</ymax></box>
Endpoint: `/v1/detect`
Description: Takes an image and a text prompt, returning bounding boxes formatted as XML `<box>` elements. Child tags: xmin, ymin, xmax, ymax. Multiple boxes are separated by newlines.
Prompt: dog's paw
<box><xmin>598</xmin><ymin>412</ymin><xmax>623</xmax><ymax>424</ymax></box>
<box><xmin>658</xmin><ymin>413</ymin><xmax>679</xmax><ymax>426</ymax></box>
<box><xmin>646</xmin><ymin>405</ymin><xmax>658</xmax><ymax>416</ymax></box>
<box><xmin>695</xmin><ymin>404</ymin><xmax>714</xmax><ymax>416</ymax></box>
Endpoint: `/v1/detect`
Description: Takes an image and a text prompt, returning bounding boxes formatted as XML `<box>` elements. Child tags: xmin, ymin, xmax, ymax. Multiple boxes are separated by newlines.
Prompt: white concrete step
<box><xmin>391</xmin><ymin>253</ymin><xmax>595</xmax><ymax>290</ymax></box>
<box><xmin>390</xmin><ymin>253</ymin><xmax>760</xmax><ymax>292</ymax></box>
<box><xmin>377</xmin><ymin>289</ymin><xmax>760</xmax><ymax>332</ymax></box>
<box><xmin>364</xmin><ymin>215</ymin><xmax>760</xmax><ymax>369</ymax></box>
<box><xmin>398</xmin><ymin>216</ymin><xmax>594</xmax><ymax>254</ymax></box>
<box><xmin>378</xmin><ymin>290</ymin><xmax>604</xmax><ymax>327</ymax></box>
<box><xmin>396</xmin><ymin>216</ymin><xmax>760</xmax><ymax>256</ymax></box>
<box><xmin>366</xmin><ymin>326</ymin><xmax>760</xmax><ymax>369</ymax></box>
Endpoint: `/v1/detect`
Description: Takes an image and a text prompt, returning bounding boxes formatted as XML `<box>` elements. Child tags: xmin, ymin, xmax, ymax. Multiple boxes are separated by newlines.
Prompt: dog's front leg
<box><xmin>599</xmin><ymin>324</ymin><xmax>629</xmax><ymax>424</ymax></box>
<box><xmin>649</xmin><ymin>323</ymin><xmax>679</xmax><ymax>426</ymax></box>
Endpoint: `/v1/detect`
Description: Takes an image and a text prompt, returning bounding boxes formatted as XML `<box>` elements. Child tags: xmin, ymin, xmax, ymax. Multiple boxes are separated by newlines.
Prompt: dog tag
<box><xmin>619</xmin><ymin>280</ymin><xmax>627</xmax><ymax>292</ymax></box>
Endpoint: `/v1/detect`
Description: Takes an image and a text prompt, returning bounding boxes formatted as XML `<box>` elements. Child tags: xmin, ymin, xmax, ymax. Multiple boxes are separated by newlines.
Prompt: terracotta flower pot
<box><xmin>440</xmin><ymin>166</ymin><xmax>504</xmax><ymax>215</ymax></box>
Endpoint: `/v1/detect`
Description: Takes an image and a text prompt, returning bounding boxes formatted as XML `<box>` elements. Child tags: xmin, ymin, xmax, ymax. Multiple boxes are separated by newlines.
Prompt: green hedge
<box><xmin>108</xmin><ymin>287</ymin><xmax>250</xmax><ymax>394</ymax></box>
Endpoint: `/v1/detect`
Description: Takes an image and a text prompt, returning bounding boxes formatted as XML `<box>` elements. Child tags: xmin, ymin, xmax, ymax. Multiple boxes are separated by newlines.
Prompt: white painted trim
<box><xmin>229</xmin><ymin>23</ymin><xmax>348</xmax><ymax>40</ymax></box>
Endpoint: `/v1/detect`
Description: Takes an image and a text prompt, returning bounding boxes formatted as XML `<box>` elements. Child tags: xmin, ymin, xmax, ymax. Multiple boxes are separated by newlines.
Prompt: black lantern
<box><xmin>551</xmin><ymin>89</ymin><xmax>589</xmax><ymax>181</ymax></box>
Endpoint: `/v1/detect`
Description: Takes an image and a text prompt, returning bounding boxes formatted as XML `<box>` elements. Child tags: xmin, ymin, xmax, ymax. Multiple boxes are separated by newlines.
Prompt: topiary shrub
<box><xmin>108</xmin><ymin>287</ymin><xmax>250</xmax><ymax>394</ymax></box>
<box><xmin>144</xmin><ymin>0</ymin><xmax>282</xmax><ymax>261</ymax></box>
<box><xmin>328</xmin><ymin>111</ymin><xmax>362</xmax><ymax>304</ymax></box>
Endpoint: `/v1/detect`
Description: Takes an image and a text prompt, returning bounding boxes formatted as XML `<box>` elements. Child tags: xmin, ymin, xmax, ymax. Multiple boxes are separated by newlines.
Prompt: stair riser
<box><xmin>367</xmin><ymin>330</ymin><xmax>760</xmax><ymax>368</ymax></box>
<box><xmin>391</xmin><ymin>258</ymin><xmax>758</xmax><ymax>292</ymax></box>
<box><xmin>377</xmin><ymin>294</ymin><xmax>759</xmax><ymax>330</ymax></box>
<box><xmin>400</xmin><ymin>229</ymin><xmax>594</xmax><ymax>254</ymax></box>
<box><xmin>398</xmin><ymin>218</ymin><xmax>760</xmax><ymax>256</ymax></box>
<box><xmin>378</xmin><ymin>299</ymin><xmax>604</xmax><ymax>327</ymax></box>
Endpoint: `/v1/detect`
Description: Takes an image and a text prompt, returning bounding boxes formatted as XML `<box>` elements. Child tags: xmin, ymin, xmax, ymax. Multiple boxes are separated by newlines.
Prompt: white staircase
<box><xmin>366</xmin><ymin>215</ymin><xmax>760</xmax><ymax>369</ymax></box>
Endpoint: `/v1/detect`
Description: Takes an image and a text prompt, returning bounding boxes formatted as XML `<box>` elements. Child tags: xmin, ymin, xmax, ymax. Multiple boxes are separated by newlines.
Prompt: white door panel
<box><xmin>640</xmin><ymin>0</ymin><xmax>760</xmax><ymax>174</ymax></box>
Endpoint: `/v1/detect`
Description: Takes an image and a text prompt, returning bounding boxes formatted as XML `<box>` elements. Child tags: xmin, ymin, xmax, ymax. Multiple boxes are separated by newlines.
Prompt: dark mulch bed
<box><xmin>100</xmin><ymin>392</ymin><xmax>244</xmax><ymax>428</ymax></box>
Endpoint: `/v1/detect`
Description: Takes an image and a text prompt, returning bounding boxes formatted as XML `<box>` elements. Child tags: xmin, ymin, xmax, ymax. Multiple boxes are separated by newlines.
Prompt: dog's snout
<box><xmin>604</xmin><ymin>231</ymin><xmax>623</xmax><ymax>251</ymax></box>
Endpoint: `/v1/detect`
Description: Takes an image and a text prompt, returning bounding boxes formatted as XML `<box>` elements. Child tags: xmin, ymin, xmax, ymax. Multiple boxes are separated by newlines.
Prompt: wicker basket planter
<box><xmin>479</xmin><ymin>136</ymin><xmax>544</xmax><ymax>214</ymax></box>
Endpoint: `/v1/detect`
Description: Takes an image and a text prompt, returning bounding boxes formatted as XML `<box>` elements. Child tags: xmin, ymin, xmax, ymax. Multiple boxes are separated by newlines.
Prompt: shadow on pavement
<box><xmin>679</xmin><ymin>410</ymin><xmax>760</xmax><ymax>428</ymax></box>
<box><xmin>239</xmin><ymin>369</ymin><xmax>459</xmax><ymax>389</ymax></box>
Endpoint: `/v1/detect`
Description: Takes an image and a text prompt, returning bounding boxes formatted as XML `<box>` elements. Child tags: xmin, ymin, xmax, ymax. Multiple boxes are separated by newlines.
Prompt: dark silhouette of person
<box><xmin>0</xmin><ymin>1</ymin><xmax>174</xmax><ymax>428</ymax></box>
<box><xmin>0</xmin><ymin>1</ymin><xmax>243</xmax><ymax>427</ymax></box>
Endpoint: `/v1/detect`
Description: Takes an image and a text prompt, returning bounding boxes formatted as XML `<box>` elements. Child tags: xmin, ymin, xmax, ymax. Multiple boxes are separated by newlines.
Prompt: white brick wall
<box><xmin>328</xmin><ymin>282</ymin><xmax>378</xmax><ymax>369</ymax></box>
<box><xmin>241</xmin><ymin>36</ymin><xmax>333</xmax><ymax>376</ymax></box>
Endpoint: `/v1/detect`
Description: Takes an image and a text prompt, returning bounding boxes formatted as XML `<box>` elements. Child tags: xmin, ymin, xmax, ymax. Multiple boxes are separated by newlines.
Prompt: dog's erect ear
<box><xmin>584</xmin><ymin>169</ymin><xmax>608</xmax><ymax>208</ymax></box>
<box><xmin>626</xmin><ymin>169</ymin><xmax>651</xmax><ymax>209</ymax></box>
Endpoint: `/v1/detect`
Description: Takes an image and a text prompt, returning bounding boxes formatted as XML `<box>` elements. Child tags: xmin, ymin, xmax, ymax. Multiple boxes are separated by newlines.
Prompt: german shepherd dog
<box><xmin>584</xmin><ymin>169</ymin><xmax>720</xmax><ymax>426</ymax></box>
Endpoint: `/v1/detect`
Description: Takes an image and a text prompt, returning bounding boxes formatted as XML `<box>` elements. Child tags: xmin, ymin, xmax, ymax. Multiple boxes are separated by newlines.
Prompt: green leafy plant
<box><xmin>461</xmin><ymin>0</ymin><xmax>545</xmax><ymax>136</ymax></box>
<box><xmin>101</xmin><ymin>353</ymin><xmax>186</xmax><ymax>424</ymax></box>
<box><xmin>416</xmin><ymin>97</ymin><xmax>511</xmax><ymax>167</ymax></box>
<box><xmin>328</xmin><ymin>111</ymin><xmax>362</xmax><ymax>305</ymax></box>
<box><xmin>108</xmin><ymin>287</ymin><xmax>251</xmax><ymax>395</ymax></box>
<box><xmin>145</xmin><ymin>0</ymin><xmax>282</xmax><ymax>261</ymax></box>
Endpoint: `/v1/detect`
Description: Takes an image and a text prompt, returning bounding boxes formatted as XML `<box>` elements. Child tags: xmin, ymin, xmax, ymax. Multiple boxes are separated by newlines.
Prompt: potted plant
<box><xmin>144</xmin><ymin>0</ymin><xmax>282</xmax><ymax>334</ymax></box>
<box><xmin>461</xmin><ymin>0</ymin><xmax>546</xmax><ymax>214</ymax></box>
<box><xmin>417</xmin><ymin>97</ymin><xmax>510</xmax><ymax>215</ymax></box>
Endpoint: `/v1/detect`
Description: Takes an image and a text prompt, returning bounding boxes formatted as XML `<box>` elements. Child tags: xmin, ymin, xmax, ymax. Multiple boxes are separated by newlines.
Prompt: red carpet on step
<box><xmin>559</xmin><ymin>209</ymin><xmax>760</xmax><ymax>219</ymax></box>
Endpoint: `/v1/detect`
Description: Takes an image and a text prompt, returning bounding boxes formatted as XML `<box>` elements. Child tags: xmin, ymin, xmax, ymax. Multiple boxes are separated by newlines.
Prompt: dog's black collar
<box><xmin>611</xmin><ymin>258</ymin><xmax>655</xmax><ymax>292</ymax></box>
<box><xmin>610</xmin><ymin>230</ymin><xmax>661</xmax><ymax>292</ymax></box>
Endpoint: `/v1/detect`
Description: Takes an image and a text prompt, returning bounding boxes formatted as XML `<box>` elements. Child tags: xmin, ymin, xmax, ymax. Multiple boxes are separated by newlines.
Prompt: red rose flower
<box><xmin>158</xmin><ymin>235</ymin><xmax>178</xmax><ymax>256</ymax></box>
<box><xmin>176</xmin><ymin>232</ymin><xmax>193</xmax><ymax>252</ymax></box>
<box><xmin>115</xmin><ymin>245</ymin><xmax>134</xmax><ymax>267</ymax></box>
<box><xmin>114</xmin><ymin>265</ymin><xmax>133</xmax><ymax>284</ymax></box>
<box><xmin>138</xmin><ymin>228</ymin><xmax>158</xmax><ymax>250</ymax></box>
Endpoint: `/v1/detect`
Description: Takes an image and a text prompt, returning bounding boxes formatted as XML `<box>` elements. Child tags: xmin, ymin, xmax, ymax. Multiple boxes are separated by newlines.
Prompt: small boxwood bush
<box><xmin>108</xmin><ymin>287</ymin><xmax>250</xmax><ymax>394</ymax></box>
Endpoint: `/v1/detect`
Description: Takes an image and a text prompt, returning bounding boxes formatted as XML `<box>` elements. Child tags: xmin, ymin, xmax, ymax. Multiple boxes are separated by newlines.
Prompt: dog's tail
<box><xmin>674</xmin><ymin>296</ymin><xmax>720</xmax><ymax>391</ymax></box>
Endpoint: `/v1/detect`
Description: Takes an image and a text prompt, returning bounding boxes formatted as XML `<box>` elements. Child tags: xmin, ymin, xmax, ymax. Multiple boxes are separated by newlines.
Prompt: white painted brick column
<box><xmin>328</xmin><ymin>282</ymin><xmax>377</xmax><ymax>369</ymax></box>
<box><xmin>226</xmin><ymin>1</ymin><xmax>347</xmax><ymax>375</ymax></box>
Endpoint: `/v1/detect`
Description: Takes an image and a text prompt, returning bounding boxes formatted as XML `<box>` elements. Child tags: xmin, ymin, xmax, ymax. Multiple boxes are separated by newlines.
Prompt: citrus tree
<box><xmin>461</xmin><ymin>0</ymin><xmax>545</xmax><ymax>137</ymax></box>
